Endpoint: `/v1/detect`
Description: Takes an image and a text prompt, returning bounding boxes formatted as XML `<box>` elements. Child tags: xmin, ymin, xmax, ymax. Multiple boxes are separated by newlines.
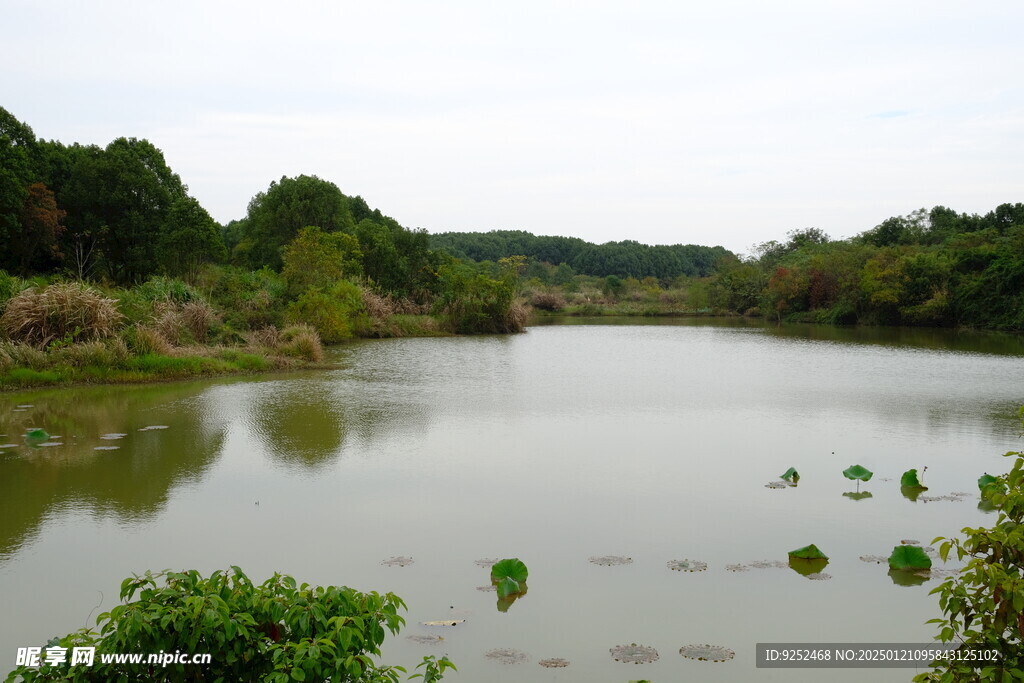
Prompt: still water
<box><xmin>2</xmin><ymin>318</ymin><xmax>1023</xmax><ymax>681</ymax></box>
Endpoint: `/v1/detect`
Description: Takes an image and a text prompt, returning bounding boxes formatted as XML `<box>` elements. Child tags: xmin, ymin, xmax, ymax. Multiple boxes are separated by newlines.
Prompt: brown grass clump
<box><xmin>362</xmin><ymin>290</ymin><xmax>395</xmax><ymax>321</ymax></box>
<box><xmin>181</xmin><ymin>300</ymin><xmax>218</xmax><ymax>342</ymax></box>
<box><xmin>244</xmin><ymin>326</ymin><xmax>281</xmax><ymax>349</ymax></box>
<box><xmin>504</xmin><ymin>300</ymin><xmax>529</xmax><ymax>332</ymax></box>
<box><xmin>530</xmin><ymin>291</ymin><xmax>566</xmax><ymax>312</ymax></box>
<box><xmin>277</xmin><ymin>324</ymin><xmax>324</xmax><ymax>363</ymax></box>
<box><xmin>52</xmin><ymin>341</ymin><xmax>114</xmax><ymax>368</ymax></box>
<box><xmin>0</xmin><ymin>341</ymin><xmax>49</xmax><ymax>370</ymax></box>
<box><xmin>0</xmin><ymin>282</ymin><xmax>123</xmax><ymax>347</ymax></box>
<box><xmin>123</xmin><ymin>325</ymin><xmax>174</xmax><ymax>356</ymax></box>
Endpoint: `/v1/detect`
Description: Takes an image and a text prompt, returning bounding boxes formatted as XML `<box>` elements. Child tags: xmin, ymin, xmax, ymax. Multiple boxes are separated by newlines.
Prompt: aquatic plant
<box><xmin>901</xmin><ymin>468</ymin><xmax>927</xmax><ymax>489</ymax></box>
<box><xmin>489</xmin><ymin>558</ymin><xmax>529</xmax><ymax>611</ymax></box>
<box><xmin>842</xmin><ymin>464</ymin><xmax>873</xmax><ymax>482</ymax></box>
<box><xmin>678</xmin><ymin>644</ymin><xmax>735</xmax><ymax>662</ymax></box>
<box><xmin>610</xmin><ymin>643</ymin><xmax>659</xmax><ymax>664</ymax></box>
<box><xmin>780</xmin><ymin>467</ymin><xmax>800</xmax><ymax>483</ymax></box>
<box><xmin>788</xmin><ymin>544</ymin><xmax>829</xmax><ymax>560</ymax></box>
<box><xmin>888</xmin><ymin>544</ymin><xmax>932</xmax><ymax>571</ymax></box>
<box><xmin>589</xmin><ymin>555</ymin><xmax>633</xmax><ymax>566</ymax></box>
<box><xmin>977</xmin><ymin>472</ymin><xmax>1006</xmax><ymax>499</ymax></box>
<box><xmin>381</xmin><ymin>556</ymin><xmax>414</xmax><ymax>567</ymax></box>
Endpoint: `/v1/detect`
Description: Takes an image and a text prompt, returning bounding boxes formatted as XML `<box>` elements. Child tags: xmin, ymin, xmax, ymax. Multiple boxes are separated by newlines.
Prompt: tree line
<box><xmin>429</xmin><ymin>230</ymin><xmax>730</xmax><ymax>280</ymax></box>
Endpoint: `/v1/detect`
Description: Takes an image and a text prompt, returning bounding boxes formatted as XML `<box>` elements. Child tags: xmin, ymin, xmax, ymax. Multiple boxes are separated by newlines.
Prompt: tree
<box><xmin>0</xmin><ymin>107</ymin><xmax>38</xmax><ymax>263</ymax></box>
<box><xmin>281</xmin><ymin>226</ymin><xmax>363</xmax><ymax>296</ymax></box>
<box><xmin>160</xmin><ymin>196</ymin><xmax>227</xmax><ymax>281</ymax></box>
<box><xmin>913</xmin><ymin>416</ymin><xmax>1024</xmax><ymax>682</ymax></box>
<box><xmin>5</xmin><ymin>567</ymin><xmax>454</xmax><ymax>682</ymax></box>
<box><xmin>241</xmin><ymin>175</ymin><xmax>354</xmax><ymax>270</ymax></box>
<box><xmin>9</xmin><ymin>182</ymin><xmax>65</xmax><ymax>275</ymax></box>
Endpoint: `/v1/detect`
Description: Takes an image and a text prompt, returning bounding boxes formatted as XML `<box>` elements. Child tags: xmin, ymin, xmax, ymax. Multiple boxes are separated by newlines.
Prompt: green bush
<box><xmin>913</xmin><ymin>414</ymin><xmax>1024</xmax><ymax>681</ymax></box>
<box><xmin>5</xmin><ymin>567</ymin><xmax>454</xmax><ymax>682</ymax></box>
<box><xmin>286</xmin><ymin>280</ymin><xmax>367</xmax><ymax>343</ymax></box>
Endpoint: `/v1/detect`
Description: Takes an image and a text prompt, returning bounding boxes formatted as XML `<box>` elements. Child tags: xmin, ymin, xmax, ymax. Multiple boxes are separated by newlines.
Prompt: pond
<box><xmin>2</xmin><ymin>318</ymin><xmax>1023</xmax><ymax>682</ymax></box>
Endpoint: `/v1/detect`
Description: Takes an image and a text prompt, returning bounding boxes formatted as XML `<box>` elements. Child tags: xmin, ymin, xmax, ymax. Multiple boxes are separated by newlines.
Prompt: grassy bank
<box><xmin>0</xmin><ymin>270</ymin><xmax>456</xmax><ymax>391</ymax></box>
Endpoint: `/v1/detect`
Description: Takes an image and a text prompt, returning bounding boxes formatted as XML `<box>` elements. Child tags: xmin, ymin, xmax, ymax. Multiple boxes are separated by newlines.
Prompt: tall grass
<box><xmin>0</xmin><ymin>283</ymin><xmax>123</xmax><ymax>347</ymax></box>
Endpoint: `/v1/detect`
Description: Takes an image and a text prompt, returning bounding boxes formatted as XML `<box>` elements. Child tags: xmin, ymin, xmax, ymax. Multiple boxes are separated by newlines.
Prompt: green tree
<box><xmin>281</xmin><ymin>226</ymin><xmax>363</xmax><ymax>296</ymax></box>
<box><xmin>0</xmin><ymin>107</ymin><xmax>38</xmax><ymax>266</ymax></box>
<box><xmin>9</xmin><ymin>182</ymin><xmax>65</xmax><ymax>275</ymax></box>
<box><xmin>913</xmin><ymin>419</ymin><xmax>1024</xmax><ymax>682</ymax></box>
<box><xmin>5</xmin><ymin>567</ymin><xmax>453</xmax><ymax>682</ymax></box>
<box><xmin>160</xmin><ymin>196</ymin><xmax>227</xmax><ymax>281</ymax></box>
<box><xmin>240</xmin><ymin>175</ymin><xmax>355</xmax><ymax>270</ymax></box>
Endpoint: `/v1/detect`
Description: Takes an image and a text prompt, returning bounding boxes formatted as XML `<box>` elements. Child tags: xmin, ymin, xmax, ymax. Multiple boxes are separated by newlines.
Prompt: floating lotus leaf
<box><xmin>888</xmin><ymin>545</ymin><xmax>932</xmax><ymax>571</ymax></box>
<box><xmin>780</xmin><ymin>467</ymin><xmax>800</xmax><ymax>483</ymax></box>
<box><xmin>920</xmin><ymin>494</ymin><xmax>968</xmax><ymax>503</ymax></box>
<box><xmin>381</xmin><ymin>556</ymin><xmax>414</xmax><ymax>567</ymax></box>
<box><xmin>475</xmin><ymin>558</ymin><xmax>500</xmax><ymax>568</ymax></box>
<box><xmin>929</xmin><ymin>568</ymin><xmax>959</xmax><ymax>580</ymax></box>
<box><xmin>978</xmin><ymin>473</ymin><xmax>1006</xmax><ymax>498</ymax></box>
<box><xmin>788</xmin><ymin>544</ymin><xmax>828</xmax><ymax>560</ymax></box>
<box><xmin>901</xmin><ymin>469</ymin><xmax>927</xmax><ymax>488</ymax></box>
<box><xmin>495</xmin><ymin>576</ymin><xmax>521</xmax><ymax>599</ymax></box>
<box><xmin>25</xmin><ymin>428</ymin><xmax>49</xmax><ymax>442</ymax></box>
<box><xmin>93</xmin><ymin>446</ymin><xmax>120</xmax><ymax>451</ymax></box>
<box><xmin>789</xmin><ymin>557</ymin><xmax>829</xmax><ymax>576</ymax></box>
<box><xmin>843</xmin><ymin>464</ymin><xmax>873</xmax><ymax>481</ymax></box>
<box><xmin>610</xmin><ymin>643</ymin><xmax>659</xmax><ymax>664</ymax></box>
<box><xmin>476</xmin><ymin>585</ymin><xmax>496</xmax><ymax>592</ymax></box>
<box><xmin>901</xmin><ymin>539</ymin><xmax>920</xmax><ymax>545</ymax></box>
<box><xmin>407</xmin><ymin>634</ymin><xmax>444</xmax><ymax>645</ymax></box>
<box><xmin>485</xmin><ymin>648</ymin><xmax>528</xmax><ymax>665</ymax></box>
<box><xmin>0</xmin><ymin>444</ymin><xmax>17</xmax><ymax>449</ymax></box>
<box><xmin>667</xmin><ymin>559</ymin><xmax>707</xmax><ymax>572</ymax></box>
<box><xmin>490</xmin><ymin>558</ymin><xmax>528</xmax><ymax>583</ymax></box>
<box><xmin>678</xmin><ymin>644</ymin><xmax>735</xmax><ymax>662</ymax></box>
<box><xmin>805</xmin><ymin>572</ymin><xmax>832</xmax><ymax>581</ymax></box>
<box><xmin>422</xmin><ymin>619</ymin><xmax>464</xmax><ymax>626</ymax></box>
<box><xmin>764</xmin><ymin>481</ymin><xmax>791</xmax><ymax>489</ymax></box>
<box><xmin>538</xmin><ymin>658</ymin><xmax>569</xmax><ymax>668</ymax></box>
<box><xmin>138</xmin><ymin>425</ymin><xmax>169</xmax><ymax>431</ymax></box>
<box><xmin>37</xmin><ymin>442</ymin><xmax>63</xmax><ymax>447</ymax></box>
<box><xmin>843</xmin><ymin>491</ymin><xmax>873</xmax><ymax>501</ymax></box>
<box><xmin>100</xmin><ymin>433</ymin><xmax>128</xmax><ymax>440</ymax></box>
<box><xmin>589</xmin><ymin>555</ymin><xmax>632</xmax><ymax>566</ymax></box>
<box><xmin>16</xmin><ymin>404</ymin><xmax>33</xmax><ymax>408</ymax></box>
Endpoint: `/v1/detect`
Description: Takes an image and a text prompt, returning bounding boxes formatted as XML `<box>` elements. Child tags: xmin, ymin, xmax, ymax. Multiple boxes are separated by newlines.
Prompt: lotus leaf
<box><xmin>978</xmin><ymin>473</ymin><xmax>1006</xmax><ymax>498</ymax></box>
<box><xmin>495</xmin><ymin>576</ymin><xmax>521</xmax><ymax>599</ymax></box>
<box><xmin>485</xmin><ymin>648</ymin><xmax>528</xmax><ymax>665</ymax></box>
<box><xmin>609</xmin><ymin>643</ymin><xmax>659</xmax><ymax>664</ymax></box>
<box><xmin>888</xmin><ymin>544</ymin><xmax>932</xmax><ymax>571</ymax></box>
<box><xmin>25</xmin><ymin>428</ymin><xmax>49</xmax><ymax>442</ymax></box>
<box><xmin>789</xmin><ymin>557</ymin><xmax>829</xmax><ymax>576</ymax></box>
<box><xmin>843</xmin><ymin>464</ymin><xmax>873</xmax><ymax>481</ymax></box>
<box><xmin>901</xmin><ymin>469</ymin><xmax>927</xmax><ymax>488</ymax></box>
<box><xmin>788</xmin><ymin>544</ymin><xmax>828</xmax><ymax>560</ymax></box>
<box><xmin>490</xmin><ymin>558</ymin><xmax>528</xmax><ymax>583</ymax></box>
<box><xmin>780</xmin><ymin>467</ymin><xmax>800</xmax><ymax>483</ymax></box>
<box><xmin>538</xmin><ymin>658</ymin><xmax>569</xmax><ymax>668</ymax></box>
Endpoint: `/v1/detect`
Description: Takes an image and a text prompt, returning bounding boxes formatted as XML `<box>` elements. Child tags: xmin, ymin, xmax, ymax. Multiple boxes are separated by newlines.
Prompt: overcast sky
<box><xmin>4</xmin><ymin>1</ymin><xmax>1022</xmax><ymax>254</ymax></box>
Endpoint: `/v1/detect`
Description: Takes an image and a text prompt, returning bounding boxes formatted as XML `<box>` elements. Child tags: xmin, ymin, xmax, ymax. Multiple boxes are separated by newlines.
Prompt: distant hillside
<box><xmin>428</xmin><ymin>230</ymin><xmax>731</xmax><ymax>279</ymax></box>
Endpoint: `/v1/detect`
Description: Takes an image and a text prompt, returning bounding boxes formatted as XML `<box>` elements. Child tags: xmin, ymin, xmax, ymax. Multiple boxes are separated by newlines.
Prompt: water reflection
<box><xmin>843</xmin><ymin>491</ymin><xmax>874</xmax><ymax>501</ymax></box>
<box><xmin>888</xmin><ymin>568</ymin><xmax>929</xmax><ymax>587</ymax></box>
<box><xmin>0</xmin><ymin>383</ymin><xmax>227</xmax><ymax>560</ymax></box>
<box><xmin>246</xmin><ymin>381</ymin><xmax>348</xmax><ymax>470</ymax></box>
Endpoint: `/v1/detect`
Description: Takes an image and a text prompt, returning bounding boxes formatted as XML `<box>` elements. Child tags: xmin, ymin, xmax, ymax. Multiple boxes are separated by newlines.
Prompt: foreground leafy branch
<box><xmin>5</xmin><ymin>567</ymin><xmax>454</xmax><ymax>682</ymax></box>
<box><xmin>914</xmin><ymin>421</ymin><xmax>1024</xmax><ymax>682</ymax></box>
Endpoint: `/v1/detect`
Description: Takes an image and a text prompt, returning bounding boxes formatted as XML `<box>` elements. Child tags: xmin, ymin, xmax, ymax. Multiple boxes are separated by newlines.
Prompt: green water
<box><xmin>2</xmin><ymin>319</ymin><xmax>1023</xmax><ymax>681</ymax></box>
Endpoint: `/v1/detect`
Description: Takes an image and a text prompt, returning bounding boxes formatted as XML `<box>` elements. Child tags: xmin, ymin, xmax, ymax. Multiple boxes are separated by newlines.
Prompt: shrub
<box><xmin>285</xmin><ymin>280</ymin><xmax>367</xmax><ymax>343</ymax></box>
<box><xmin>5</xmin><ymin>567</ymin><xmax>453</xmax><ymax>682</ymax></box>
<box><xmin>530</xmin><ymin>291</ymin><xmax>566</xmax><ymax>312</ymax></box>
<box><xmin>0</xmin><ymin>283</ymin><xmax>123</xmax><ymax>348</ymax></box>
<box><xmin>122</xmin><ymin>325</ymin><xmax>174</xmax><ymax>356</ymax></box>
<box><xmin>244</xmin><ymin>325</ymin><xmax>282</xmax><ymax>349</ymax></box>
<box><xmin>913</xmin><ymin>415</ymin><xmax>1024</xmax><ymax>681</ymax></box>
<box><xmin>0</xmin><ymin>341</ymin><xmax>49</xmax><ymax>370</ymax></box>
<box><xmin>51</xmin><ymin>341</ymin><xmax>115</xmax><ymax>368</ymax></box>
<box><xmin>278</xmin><ymin>324</ymin><xmax>325</xmax><ymax>362</ymax></box>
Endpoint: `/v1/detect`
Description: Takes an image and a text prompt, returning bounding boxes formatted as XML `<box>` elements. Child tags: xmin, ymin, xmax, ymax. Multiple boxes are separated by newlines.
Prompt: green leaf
<box><xmin>977</xmin><ymin>473</ymin><xmax>1006</xmax><ymax>498</ymax></box>
<box><xmin>780</xmin><ymin>467</ymin><xmax>800</xmax><ymax>483</ymax></box>
<box><xmin>842</xmin><ymin>464</ymin><xmax>873</xmax><ymax>481</ymax></box>
<box><xmin>788</xmin><ymin>544</ymin><xmax>829</xmax><ymax>560</ymax></box>
<box><xmin>888</xmin><ymin>545</ymin><xmax>932</xmax><ymax>571</ymax></box>
<box><xmin>495</xmin><ymin>576</ymin><xmax>520</xmax><ymax>599</ymax></box>
<box><xmin>25</xmin><ymin>428</ymin><xmax>49</xmax><ymax>442</ymax></box>
<box><xmin>901</xmin><ymin>469</ymin><xmax>926</xmax><ymax>488</ymax></box>
<box><xmin>490</xmin><ymin>558</ymin><xmax>528</xmax><ymax>583</ymax></box>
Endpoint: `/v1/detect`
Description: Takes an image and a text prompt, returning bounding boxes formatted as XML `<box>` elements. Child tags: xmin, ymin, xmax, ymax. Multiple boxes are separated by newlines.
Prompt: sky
<box><xmin>3</xmin><ymin>0</ymin><xmax>1023</xmax><ymax>255</ymax></box>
